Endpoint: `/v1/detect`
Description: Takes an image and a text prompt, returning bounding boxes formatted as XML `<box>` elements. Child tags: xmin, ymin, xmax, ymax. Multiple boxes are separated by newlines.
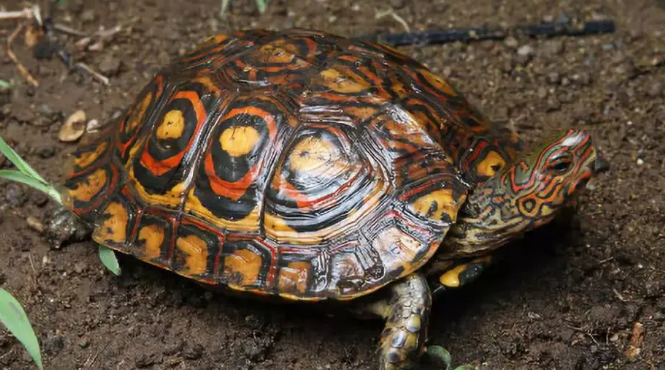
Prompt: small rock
<box><xmin>243</xmin><ymin>341</ymin><xmax>264</xmax><ymax>361</ymax></box>
<box><xmin>98</xmin><ymin>55</ymin><xmax>122</xmax><ymax>76</ymax></box>
<box><xmin>517</xmin><ymin>45</ymin><xmax>534</xmax><ymax>57</ymax></box>
<box><xmin>26</xmin><ymin>216</ymin><xmax>44</xmax><ymax>232</ymax></box>
<box><xmin>572</xmin><ymin>72</ymin><xmax>591</xmax><ymax>86</ymax></box>
<box><xmin>537</xmin><ymin>87</ymin><xmax>548</xmax><ymax>99</ymax></box>
<box><xmin>80</xmin><ymin>9</ymin><xmax>96</xmax><ymax>22</ymax></box>
<box><xmin>542</xmin><ymin>40</ymin><xmax>564</xmax><ymax>56</ymax></box>
<box><xmin>647</xmin><ymin>82</ymin><xmax>662</xmax><ymax>97</ymax></box>
<box><xmin>183</xmin><ymin>343</ymin><xmax>204</xmax><ymax>360</ymax></box>
<box><xmin>389</xmin><ymin>0</ymin><xmax>406</xmax><ymax>9</ymax></box>
<box><xmin>37</xmin><ymin>145</ymin><xmax>56</xmax><ymax>159</ymax></box>
<box><xmin>78</xmin><ymin>338</ymin><xmax>90</xmax><ymax>348</ymax></box>
<box><xmin>59</xmin><ymin>110</ymin><xmax>86</xmax><ymax>142</ymax></box>
<box><xmin>43</xmin><ymin>333</ymin><xmax>65</xmax><ymax>355</ymax></box>
<box><xmin>5</xmin><ymin>183</ymin><xmax>27</xmax><ymax>207</ymax></box>
<box><xmin>556</xmin><ymin>13</ymin><xmax>570</xmax><ymax>24</ymax></box>
<box><xmin>135</xmin><ymin>353</ymin><xmax>163</xmax><ymax>368</ymax></box>
<box><xmin>504</xmin><ymin>36</ymin><xmax>518</xmax><ymax>49</ymax></box>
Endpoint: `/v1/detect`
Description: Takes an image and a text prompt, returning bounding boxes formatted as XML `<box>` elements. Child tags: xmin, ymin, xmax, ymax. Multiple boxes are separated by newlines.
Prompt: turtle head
<box><xmin>444</xmin><ymin>129</ymin><xmax>599</xmax><ymax>256</ymax></box>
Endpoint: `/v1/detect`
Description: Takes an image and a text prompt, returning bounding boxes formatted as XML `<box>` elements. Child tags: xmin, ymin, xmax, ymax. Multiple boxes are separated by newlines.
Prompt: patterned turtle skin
<box><xmin>57</xmin><ymin>28</ymin><xmax>599</xmax><ymax>370</ymax></box>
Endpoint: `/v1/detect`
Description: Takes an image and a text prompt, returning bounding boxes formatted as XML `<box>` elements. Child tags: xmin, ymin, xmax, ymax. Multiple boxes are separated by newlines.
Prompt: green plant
<box><xmin>0</xmin><ymin>288</ymin><xmax>43</xmax><ymax>369</ymax></box>
<box><xmin>0</xmin><ymin>134</ymin><xmax>121</xmax><ymax>275</ymax></box>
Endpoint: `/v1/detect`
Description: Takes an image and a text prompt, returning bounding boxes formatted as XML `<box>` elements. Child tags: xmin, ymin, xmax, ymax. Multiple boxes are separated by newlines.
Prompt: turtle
<box><xmin>39</xmin><ymin>28</ymin><xmax>600</xmax><ymax>369</ymax></box>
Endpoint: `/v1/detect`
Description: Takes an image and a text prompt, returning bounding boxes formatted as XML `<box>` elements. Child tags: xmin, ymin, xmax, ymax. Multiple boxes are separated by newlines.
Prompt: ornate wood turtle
<box><xmin>44</xmin><ymin>28</ymin><xmax>600</xmax><ymax>369</ymax></box>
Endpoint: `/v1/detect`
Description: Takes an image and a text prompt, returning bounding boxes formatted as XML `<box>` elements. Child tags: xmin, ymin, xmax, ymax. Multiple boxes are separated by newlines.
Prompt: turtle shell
<box><xmin>62</xmin><ymin>28</ymin><xmax>522</xmax><ymax>301</ymax></box>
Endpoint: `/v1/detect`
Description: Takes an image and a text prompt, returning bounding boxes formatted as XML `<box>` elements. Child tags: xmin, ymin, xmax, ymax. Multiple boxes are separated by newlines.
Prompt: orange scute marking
<box><xmin>93</xmin><ymin>202</ymin><xmax>128</xmax><ymax>244</ymax></box>
<box><xmin>138</xmin><ymin>224</ymin><xmax>165</xmax><ymax>260</ymax></box>
<box><xmin>224</xmin><ymin>249</ymin><xmax>262</xmax><ymax>287</ymax></box>
<box><xmin>74</xmin><ymin>142</ymin><xmax>107</xmax><ymax>169</ymax></box>
<box><xmin>175</xmin><ymin>234</ymin><xmax>209</xmax><ymax>275</ymax></box>
<box><xmin>68</xmin><ymin>168</ymin><xmax>107</xmax><ymax>203</ymax></box>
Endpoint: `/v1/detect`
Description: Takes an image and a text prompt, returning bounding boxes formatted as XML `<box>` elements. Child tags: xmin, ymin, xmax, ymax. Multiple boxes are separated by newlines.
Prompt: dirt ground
<box><xmin>1</xmin><ymin>0</ymin><xmax>665</xmax><ymax>369</ymax></box>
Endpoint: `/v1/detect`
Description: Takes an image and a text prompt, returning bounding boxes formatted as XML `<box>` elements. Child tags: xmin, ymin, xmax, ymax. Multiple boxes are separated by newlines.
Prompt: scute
<box><xmin>64</xmin><ymin>28</ymin><xmax>523</xmax><ymax>301</ymax></box>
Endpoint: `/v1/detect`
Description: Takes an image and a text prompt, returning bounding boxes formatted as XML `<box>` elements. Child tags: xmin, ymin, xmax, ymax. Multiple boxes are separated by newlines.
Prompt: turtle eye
<box><xmin>548</xmin><ymin>154</ymin><xmax>573</xmax><ymax>174</ymax></box>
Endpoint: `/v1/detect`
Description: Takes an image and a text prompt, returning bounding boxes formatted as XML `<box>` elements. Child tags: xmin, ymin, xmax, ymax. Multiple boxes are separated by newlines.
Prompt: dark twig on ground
<box><xmin>364</xmin><ymin>19</ymin><xmax>616</xmax><ymax>47</ymax></box>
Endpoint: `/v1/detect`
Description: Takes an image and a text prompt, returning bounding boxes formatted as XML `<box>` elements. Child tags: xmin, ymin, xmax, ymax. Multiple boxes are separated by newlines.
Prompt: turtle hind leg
<box><xmin>43</xmin><ymin>206</ymin><xmax>92</xmax><ymax>248</ymax></box>
<box><xmin>352</xmin><ymin>274</ymin><xmax>432</xmax><ymax>370</ymax></box>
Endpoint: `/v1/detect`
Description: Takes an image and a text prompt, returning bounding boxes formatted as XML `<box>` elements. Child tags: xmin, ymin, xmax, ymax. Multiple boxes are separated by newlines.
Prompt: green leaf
<box><xmin>255</xmin><ymin>0</ymin><xmax>268</xmax><ymax>13</ymax></box>
<box><xmin>0</xmin><ymin>170</ymin><xmax>62</xmax><ymax>205</ymax></box>
<box><xmin>453</xmin><ymin>366</ymin><xmax>477</xmax><ymax>370</ymax></box>
<box><xmin>0</xmin><ymin>78</ymin><xmax>11</xmax><ymax>89</ymax></box>
<box><xmin>98</xmin><ymin>245</ymin><xmax>121</xmax><ymax>275</ymax></box>
<box><xmin>0</xmin><ymin>289</ymin><xmax>43</xmax><ymax>369</ymax></box>
<box><xmin>426</xmin><ymin>345</ymin><xmax>453</xmax><ymax>370</ymax></box>
<box><xmin>0</xmin><ymin>135</ymin><xmax>47</xmax><ymax>183</ymax></box>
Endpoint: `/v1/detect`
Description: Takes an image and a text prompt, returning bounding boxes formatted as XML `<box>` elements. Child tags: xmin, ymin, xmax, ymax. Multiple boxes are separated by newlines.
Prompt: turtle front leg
<box><xmin>43</xmin><ymin>206</ymin><xmax>92</xmax><ymax>248</ymax></box>
<box><xmin>353</xmin><ymin>274</ymin><xmax>432</xmax><ymax>370</ymax></box>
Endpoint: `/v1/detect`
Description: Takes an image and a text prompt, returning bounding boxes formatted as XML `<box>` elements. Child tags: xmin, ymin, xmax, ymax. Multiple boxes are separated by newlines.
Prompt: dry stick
<box><xmin>6</xmin><ymin>22</ymin><xmax>39</xmax><ymax>87</ymax></box>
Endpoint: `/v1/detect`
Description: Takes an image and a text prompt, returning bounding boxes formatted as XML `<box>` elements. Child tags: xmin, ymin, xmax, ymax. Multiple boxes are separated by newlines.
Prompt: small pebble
<box><xmin>389</xmin><ymin>0</ymin><xmax>406</xmax><ymax>9</ymax></box>
<box><xmin>5</xmin><ymin>183</ymin><xmax>27</xmax><ymax>207</ymax></box>
<box><xmin>504</xmin><ymin>36</ymin><xmax>518</xmax><ymax>49</ymax></box>
<box><xmin>517</xmin><ymin>45</ymin><xmax>534</xmax><ymax>56</ymax></box>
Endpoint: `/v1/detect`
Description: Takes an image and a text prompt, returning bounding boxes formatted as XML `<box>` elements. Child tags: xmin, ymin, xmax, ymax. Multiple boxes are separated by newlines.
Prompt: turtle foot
<box><xmin>43</xmin><ymin>207</ymin><xmax>92</xmax><ymax>248</ymax></box>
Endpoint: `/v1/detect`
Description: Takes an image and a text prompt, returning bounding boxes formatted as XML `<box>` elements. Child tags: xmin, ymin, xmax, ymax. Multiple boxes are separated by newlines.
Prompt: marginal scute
<box><xmin>93</xmin><ymin>201</ymin><xmax>130</xmax><ymax>245</ymax></box>
<box><xmin>277</xmin><ymin>261</ymin><xmax>311</xmax><ymax>294</ymax></box>
<box><xmin>175</xmin><ymin>234</ymin><xmax>209</xmax><ymax>276</ymax></box>
<box><xmin>410</xmin><ymin>188</ymin><xmax>457</xmax><ymax>222</ymax></box>
<box><xmin>138</xmin><ymin>224</ymin><xmax>165</xmax><ymax>260</ymax></box>
<box><xmin>73</xmin><ymin>141</ymin><xmax>108</xmax><ymax>169</ymax></box>
<box><xmin>224</xmin><ymin>248</ymin><xmax>262</xmax><ymax>287</ymax></box>
<box><xmin>67</xmin><ymin>168</ymin><xmax>108</xmax><ymax>203</ymax></box>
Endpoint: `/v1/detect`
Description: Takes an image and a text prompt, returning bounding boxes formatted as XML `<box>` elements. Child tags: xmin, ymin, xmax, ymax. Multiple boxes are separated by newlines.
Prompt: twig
<box><xmin>6</xmin><ymin>23</ymin><xmax>39</xmax><ymax>87</ymax></box>
<box><xmin>74</xmin><ymin>62</ymin><xmax>110</xmax><ymax>86</ymax></box>
<box><xmin>363</xmin><ymin>19</ymin><xmax>616</xmax><ymax>47</ymax></box>
<box><xmin>375</xmin><ymin>8</ymin><xmax>411</xmax><ymax>33</ymax></box>
<box><xmin>0</xmin><ymin>8</ymin><xmax>34</xmax><ymax>21</ymax></box>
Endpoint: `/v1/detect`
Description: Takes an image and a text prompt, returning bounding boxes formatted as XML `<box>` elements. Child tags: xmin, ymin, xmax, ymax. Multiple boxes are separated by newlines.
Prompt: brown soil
<box><xmin>1</xmin><ymin>0</ymin><xmax>665</xmax><ymax>369</ymax></box>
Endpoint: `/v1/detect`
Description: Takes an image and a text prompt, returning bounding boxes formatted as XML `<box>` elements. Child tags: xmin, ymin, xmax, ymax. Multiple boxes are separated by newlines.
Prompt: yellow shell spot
<box><xmin>68</xmin><ymin>168</ymin><xmax>107</xmax><ymax>203</ymax></box>
<box><xmin>288</xmin><ymin>137</ymin><xmax>344</xmax><ymax>174</ymax></box>
<box><xmin>155</xmin><ymin>110</ymin><xmax>185</xmax><ymax>140</ymax></box>
<box><xmin>138</xmin><ymin>224</ymin><xmax>165</xmax><ymax>260</ymax></box>
<box><xmin>93</xmin><ymin>202</ymin><xmax>128</xmax><ymax>244</ymax></box>
<box><xmin>74</xmin><ymin>142</ymin><xmax>107</xmax><ymax>169</ymax></box>
<box><xmin>476</xmin><ymin>151</ymin><xmax>506</xmax><ymax>178</ymax></box>
<box><xmin>411</xmin><ymin>188</ymin><xmax>456</xmax><ymax>221</ymax></box>
<box><xmin>319</xmin><ymin>68</ymin><xmax>370</xmax><ymax>93</ymax></box>
<box><xmin>184</xmin><ymin>189</ymin><xmax>260</xmax><ymax>232</ymax></box>
<box><xmin>219</xmin><ymin>126</ymin><xmax>261</xmax><ymax>157</ymax></box>
<box><xmin>175</xmin><ymin>234</ymin><xmax>209</xmax><ymax>276</ymax></box>
<box><xmin>277</xmin><ymin>261</ymin><xmax>310</xmax><ymax>294</ymax></box>
<box><xmin>439</xmin><ymin>264</ymin><xmax>469</xmax><ymax>288</ymax></box>
<box><xmin>224</xmin><ymin>249</ymin><xmax>262</xmax><ymax>287</ymax></box>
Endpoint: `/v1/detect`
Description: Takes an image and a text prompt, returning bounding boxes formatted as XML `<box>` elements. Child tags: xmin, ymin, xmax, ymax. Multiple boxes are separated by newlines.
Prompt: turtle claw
<box><xmin>43</xmin><ymin>207</ymin><xmax>92</xmax><ymax>248</ymax></box>
<box><xmin>424</xmin><ymin>346</ymin><xmax>476</xmax><ymax>370</ymax></box>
